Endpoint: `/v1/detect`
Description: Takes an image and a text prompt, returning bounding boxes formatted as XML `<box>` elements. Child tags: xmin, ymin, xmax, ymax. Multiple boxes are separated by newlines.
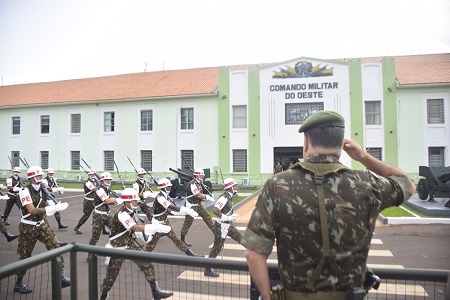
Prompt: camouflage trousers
<box><xmin>3</xmin><ymin>195</ymin><xmax>19</xmax><ymax>218</ymax></box>
<box><xmin>101</xmin><ymin>242</ymin><xmax>155</xmax><ymax>293</ymax></box>
<box><xmin>144</xmin><ymin>220</ymin><xmax>189</xmax><ymax>253</ymax></box>
<box><xmin>180</xmin><ymin>204</ymin><xmax>214</xmax><ymax>236</ymax></box>
<box><xmin>89</xmin><ymin>212</ymin><xmax>112</xmax><ymax>246</ymax></box>
<box><xmin>76</xmin><ymin>199</ymin><xmax>95</xmax><ymax>227</ymax></box>
<box><xmin>0</xmin><ymin>218</ymin><xmax>7</xmax><ymax>233</ymax></box>
<box><xmin>208</xmin><ymin>222</ymin><xmax>242</xmax><ymax>258</ymax></box>
<box><xmin>54</xmin><ymin>211</ymin><xmax>63</xmax><ymax>222</ymax></box>
<box><xmin>138</xmin><ymin>201</ymin><xmax>153</xmax><ymax>221</ymax></box>
<box><xmin>17</xmin><ymin>221</ymin><xmax>64</xmax><ymax>278</ymax></box>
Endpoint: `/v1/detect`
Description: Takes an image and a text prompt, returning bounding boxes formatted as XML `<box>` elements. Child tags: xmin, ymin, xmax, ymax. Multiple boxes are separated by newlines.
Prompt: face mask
<box><xmin>131</xmin><ymin>204</ymin><xmax>139</xmax><ymax>210</ymax></box>
<box><xmin>32</xmin><ymin>184</ymin><xmax>40</xmax><ymax>191</ymax></box>
<box><xmin>35</xmin><ymin>178</ymin><xmax>43</xmax><ymax>184</ymax></box>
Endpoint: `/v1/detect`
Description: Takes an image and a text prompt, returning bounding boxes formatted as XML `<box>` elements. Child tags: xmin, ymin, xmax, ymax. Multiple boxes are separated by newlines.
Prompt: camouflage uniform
<box><xmin>133</xmin><ymin>178</ymin><xmax>154</xmax><ymax>221</ymax></box>
<box><xmin>100</xmin><ymin>206</ymin><xmax>156</xmax><ymax>294</ymax></box>
<box><xmin>4</xmin><ymin>174</ymin><xmax>24</xmax><ymax>222</ymax></box>
<box><xmin>75</xmin><ymin>177</ymin><xmax>99</xmax><ymax>229</ymax></box>
<box><xmin>180</xmin><ymin>179</ymin><xmax>214</xmax><ymax>236</ymax></box>
<box><xmin>241</xmin><ymin>154</ymin><xmax>414</xmax><ymax>293</ymax></box>
<box><xmin>208</xmin><ymin>190</ymin><xmax>242</xmax><ymax>259</ymax></box>
<box><xmin>144</xmin><ymin>190</ymin><xmax>189</xmax><ymax>253</ymax></box>
<box><xmin>17</xmin><ymin>184</ymin><xmax>64</xmax><ymax>278</ymax></box>
<box><xmin>0</xmin><ymin>217</ymin><xmax>8</xmax><ymax>233</ymax></box>
<box><xmin>89</xmin><ymin>184</ymin><xmax>113</xmax><ymax>246</ymax></box>
<box><xmin>45</xmin><ymin>175</ymin><xmax>64</xmax><ymax>226</ymax></box>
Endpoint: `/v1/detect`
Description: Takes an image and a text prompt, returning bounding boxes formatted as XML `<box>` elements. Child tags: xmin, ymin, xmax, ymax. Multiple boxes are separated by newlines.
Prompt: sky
<box><xmin>1</xmin><ymin>0</ymin><xmax>449</xmax><ymax>86</ymax></box>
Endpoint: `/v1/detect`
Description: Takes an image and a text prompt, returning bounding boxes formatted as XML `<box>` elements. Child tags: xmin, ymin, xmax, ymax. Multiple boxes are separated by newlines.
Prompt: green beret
<box><xmin>298</xmin><ymin>110</ymin><xmax>345</xmax><ymax>133</ymax></box>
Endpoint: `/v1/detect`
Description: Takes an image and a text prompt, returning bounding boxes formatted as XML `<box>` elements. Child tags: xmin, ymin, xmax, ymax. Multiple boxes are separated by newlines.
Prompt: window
<box><xmin>41</xmin><ymin>115</ymin><xmax>50</xmax><ymax>134</ymax></box>
<box><xmin>233</xmin><ymin>149</ymin><xmax>247</xmax><ymax>172</ymax></box>
<box><xmin>40</xmin><ymin>151</ymin><xmax>49</xmax><ymax>170</ymax></box>
<box><xmin>428</xmin><ymin>147</ymin><xmax>445</xmax><ymax>167</ymax></box>
<box><xmin>12</xmin><ymin>117</ymin><xmax>20</xmax><ymax>135</ymax></box>
<box><xmin>427</xmin><ymin>99</ymin><xmax>444</xmax><ymax>124</ymax></box>
<box><xmin>285</xmin><ymin>103</ymin><xmax>323</xmax><ymax>125</ymax></box>
<box><xmin>365</xmin><ymin>101</ymin><xmax>382</xmax><ymax>125</ymax></box>
<box><xmin>181</xmin><ymin>108</ymin><xmax>194</xmax><ymax>130</ymax></box>
<box><xmin>181</xmin><ymin>150</ymin><xmax>194</xmax><ymax>169</ymax></box>
<box><xmin>104</xmin><ymin>151</ymin><xmax>115</xmax><ymax>171</ymax></box>
<box><xmin>11</xmin><ymin>151</ymin><xmax>20</xmax><ymax>168</ymax></box>
<box><xmin>141</xmin><ymin>110</ymin><xmax>153</xmax><ymax>131</ymax></box>
<box><xmin>71</xmin><ymin>114</ymin><xmax>81</xmax><ymax>133</ymax></box>
<box><xmin>104</xmin><ymin>112</ymin><xmax>115</xmax><ymax>132</ymax></box>
<box><xmin>233</xmin><ymin>105</ymin><xmax>247</xmax><ymax>128</ymax></box>
<box><xmin>71</xmin><ymin>151</ymin><xmax>80</xmax><ymax>170</ymax></box>
<box><xmin>366</xmin><ymin>147</ymin><xmax>382</xmax><ymax>161</ymax></box>
<box><xmin>141</xmin><ymin>150</ymin><xmax>153</xmax><ymax>171</ymax></box>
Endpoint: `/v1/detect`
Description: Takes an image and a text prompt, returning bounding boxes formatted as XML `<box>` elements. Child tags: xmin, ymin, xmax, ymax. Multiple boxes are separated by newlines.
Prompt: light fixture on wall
<box><xmin>387</xmin><ymin>87</ymin><xmax>393</xmax><ymax>92</ymax></box>
<box><xmin>222</xmin><ymin>95</ymin><xmax>227</xmax><ymax>100</ymax></box>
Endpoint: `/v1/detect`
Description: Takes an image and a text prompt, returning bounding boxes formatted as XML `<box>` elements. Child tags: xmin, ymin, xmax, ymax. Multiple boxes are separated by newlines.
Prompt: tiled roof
<box><xmin>1</xmin><ymin>54</ymin><xmax>448</xmax><ymax>108</ymax></box>
<box><xmin>0</xmin><ymin>67</ymin><xmax>219</xmax><ymax>108</ymax></box>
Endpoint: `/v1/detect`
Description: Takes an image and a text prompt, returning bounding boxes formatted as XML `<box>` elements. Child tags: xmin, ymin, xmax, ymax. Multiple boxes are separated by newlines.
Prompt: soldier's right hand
<box><xmin>0</xmin><ymin>195</ymin><xmax>10</xmax><ymax>200</ymax></box>
<box><xmin>13</xmin><ymin>186</ymin><xmax>22</xmax><ymax>192</ymax></box>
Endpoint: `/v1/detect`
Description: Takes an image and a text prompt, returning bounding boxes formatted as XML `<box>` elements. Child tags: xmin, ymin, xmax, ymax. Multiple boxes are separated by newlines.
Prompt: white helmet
<box><xmin>223</xmin><ymin>178</ymin><xmax>237</xmax><ymax>190</ymax></box>
<box><xmin>100</xmin><ymin>172</ymin><xmax>113</xmax><ymax>181</ymax></box>
<box><xmin>120</xmin><ymin>188</ymin><xmax>139</xmax><ymax>202</ymax></box>
<box><xmin>137</xmin><ymin>168</ymin><xmax>146</xmax><ymax>175</ymax></box>
<box><xmin>193</xmin><ymin>168</ymin><xmax>205</xmax><ymax>176</ymax></box>
<box><xmin>87</xmin><ymin>169</ymin><xmax>95</xmax><ymax>175</ymax></box>
<box><xmin>46</xmin><ymin>168</ymin><xmax>55</xmax><ymax>174</ymax></box>
<box><xmin>27</xmin><ymin>166</ymin><xmax>43</xmax><ymax>179</ymax></box>
<box><xmin>158</xmin><ymin>178</ymin><xmax>172</xmax><ymax>189</ymax></box>
<box><xmin>13</xmin><ymin>167</ymin><xmax>21</xmax><ymax>173</ymax></box>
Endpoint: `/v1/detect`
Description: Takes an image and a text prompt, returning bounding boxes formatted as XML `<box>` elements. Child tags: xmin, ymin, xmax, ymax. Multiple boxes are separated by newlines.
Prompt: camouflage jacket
<box><xmin>109</xmin><ymin>206</ymin><xmax>136</xmax><ymax>247</ymax></box>
<box><xmin>241</xmin><ymin>154</ymin><xmax>414</xmax><ymax>292</ymax></box>
<box><xmin>185</xmin><ymin>178</ymin><xmax>203</xmax><ymax>205</ymax></box>
<box><xmin>19</xmin><ymin>184</ymin><xmax>48</xmax><ymax>222</ymax></box>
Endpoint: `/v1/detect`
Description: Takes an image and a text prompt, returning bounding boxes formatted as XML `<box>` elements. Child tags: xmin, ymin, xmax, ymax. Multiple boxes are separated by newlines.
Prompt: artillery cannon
<box><xmin>168</xmin><ymin>168</ymin><xmax>213</xmax><ymax>199</ymax></box>
<box><xmin>417</xmin><ymin>166</ymin><xmax>450</xmax><ymax>205</ymax></box>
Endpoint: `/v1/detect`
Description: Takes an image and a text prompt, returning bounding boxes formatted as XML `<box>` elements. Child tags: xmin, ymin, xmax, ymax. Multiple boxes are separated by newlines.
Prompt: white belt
<box><xmin>21</xmin><ymin>219</ymin><xmax>45</xmax><ymax>227</ymax></box>
<box><xmin>94</xmin><ymin>209</ymin><xmax>109</xmax><ymax>215</ymax></box>
<box><xmin>84</xmin><ymin>197</ymin><xmax>94</xmax><ymax>201</ymax></box>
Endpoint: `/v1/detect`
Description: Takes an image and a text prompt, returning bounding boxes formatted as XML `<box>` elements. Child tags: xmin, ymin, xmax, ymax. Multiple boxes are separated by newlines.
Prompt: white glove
<box><xmin>54</xmin><ymin>187</ymin><xmax>65</xmax><ymax>194</ymax></box>
<box><xmin>180</xmin><ymin>206</ymin><xmax>198</xmax><ymax>218</ymax></box>
<box><xmin>0</xmin><ymin>195</ymin><xmax>10</xmax><ymax>200</ymax></box>
<box><xmin>13</xmin><ymin>186</ymin><xmax>22</xmax><ymax>192</ymax></box>
<box><xmin>143</xmin><ymin>191</ymin><xmax>155</xmax><ymax>199</ymax></box>
<box><xmin>205</xmin><ymin>195</ymin><xmax>215</xmax><ymax>202</ymax></box>
<box><xmin>116</xmin><ymin>198</ymin><xmax>124</xmax><ymax>205</ymax></box>
<box><xmin>45</xmin><ymin>202</ymin><xmax>68</xmax><ymax>216</ymax></box>
<box><xmin>134</xmin><ymin>231</ymin><xmax>152</xmax><ymax>243</ymax></box>
<box><xmin>221</xmin><ymin>214</ymin><xmax>237</xmax><ymax>222</ymax></box>
<box><xmin>144</xmin><ymin>223</ymin><xmax>171</xmax><ymax>236</ymax></box>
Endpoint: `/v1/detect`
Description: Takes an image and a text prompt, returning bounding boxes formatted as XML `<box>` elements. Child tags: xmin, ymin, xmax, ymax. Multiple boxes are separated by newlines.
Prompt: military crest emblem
<box><xmin>273</xmin><ymin>60</ymin><xmax>334</xmax><ymax>78</ymax></box>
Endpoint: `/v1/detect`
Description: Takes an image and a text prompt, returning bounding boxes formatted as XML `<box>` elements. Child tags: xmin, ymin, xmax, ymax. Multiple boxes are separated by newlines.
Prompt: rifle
<box><xmin>18</xmin><ymin>156</ymin><xmax>30</xmax><ymax>169</ymax></box>
<box><xmin>81</xmin><ymin>157</ymin><xmax>119</xmax><ymax>198</ymax></box>
<box><xmin>8</xmin><ymin>156</ymin><xmax>13</xmax><ymax>169</ymax></box>
<box><xmin>180</xmin><ymin>157</ymin><xmax>213</xmax><ymax>196</ymax></box>
<box><xmin>113</xmin><ymin>160</ymin><xmax>126</xmax><ymax>190</ymax></box>
<box><xmin>78</xmin><ymin>162</ymin><xmax>101</xmax><ymax>186</ymax></box>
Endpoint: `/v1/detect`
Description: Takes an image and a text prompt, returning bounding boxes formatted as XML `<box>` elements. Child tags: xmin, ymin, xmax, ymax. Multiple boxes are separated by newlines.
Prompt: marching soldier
<box><xmin>15</xmin><ymin>166</ymin><xmax>70</xmax><ymax>294</ymax></box>
<box><xmin>100</xmin><ymin>188</ymin><xmax>173</xmax><ymax>300</ymax></box>
<box><xmin>180</xmin><ymin>168</ymin><xmax>215</xmax><ymax>246</ymax></box>
<box><xmin>45</xmin><ymin>168</ymin><xmax>68</xmax><ymax>229</ymax></box>
<box><xmin>132</xmin><ymin>168</ymin><xmax>156</xmax><ymax>222</ymax></box>
<box><xmin>0</xmin><ymin>205</ymin><xmax>18</xmax><ymax>241</ymax></box>
<box><xmin>74</xmin><ymin>169</ymin><xmax>109</xmax><ymax>234</ymax></box>
<box><xmin>204</xmin><ymin>178</ymin><xmax>242</xmax><ymax>277</ymax></box>
<box><xmin>3</xmin><ymin>167</ymin><xmax>25</xmax><ymax>225</ymax></box>
<box><xmin>144</xmin><ymin>178</ymin><xmax>202</xmax><ymax>256</ymax></box>
<box><xmin>89</xmin><ymin>172</ymin><xmax>121</xmax><ymax>246</ymax></box>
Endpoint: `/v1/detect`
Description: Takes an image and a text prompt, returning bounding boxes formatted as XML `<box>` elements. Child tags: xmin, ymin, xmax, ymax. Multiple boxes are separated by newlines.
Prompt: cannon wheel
<box><xmin>417</xmin><ymin>178</ymin><xmax>429</xmax><ymax>200</ymax></box>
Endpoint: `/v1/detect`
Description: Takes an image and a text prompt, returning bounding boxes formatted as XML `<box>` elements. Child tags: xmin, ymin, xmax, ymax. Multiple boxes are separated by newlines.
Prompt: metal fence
<box><xmin>0</xmin><ymin>243</ymin><xmax>449</xmax><ymax>300</ymax></box>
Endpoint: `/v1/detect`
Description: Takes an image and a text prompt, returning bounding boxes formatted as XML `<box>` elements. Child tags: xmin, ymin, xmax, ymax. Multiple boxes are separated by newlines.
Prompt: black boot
<box><xmin>204</xmin><ymin>267</ymin><xmax>220</xmax><ymax>277</ymax></box>
<box><xmin>61</xmin><ymin>270</ymin><xmax>71</xmax><ymax>288</ymax></box>
<box><xmin>58</xmin><ymin>220</ymin><xmax>68</xmax><ymax>229</ymax></box>
<box><xmin>102</xmin><ymin>226</ymin><xmax>111</xmax><ymax>235</ymax></box>
<box><xmin>74</xmin><ymin>225</ymin><xmax>82</xmax><ymax>234</ymax></box>
<box><xmin>4</xmin><ymin>231</ymin><xmax>18</xmax><ymax>242</ymax></box>
<box><xmin>364</xmin><ymin>273</ymin><xmax>381</xmax><ymax>291</ymax></box>
<box><xmin>180</xmin><ymin>234</ymin><xmax>192</xmax><ymax>247</ymax></box>
<box><xmin>445</xmin><ymin>200</ymin><xmax>450</xmax><ymax>208</ymax></box>
<box><xmin>2</xmin><ymin>216</ymin><xmax>10</xmax><ymax>226</ymax></box>
<box><xmin>100</xmin><ymin>292</ymin><xmax>109</xmax><ymax>300</ymax></box>
<box><xmin>185</xmin><ymin>249</ymin><xmax>203</xmax><ymax>257</ymax></box>
<box><xmin>14</xmin><ymin>277</ymin><xmax>32</xmax><ymax>294</ymax></box>
<box><xmin>56</xmin><ymin>238</ymin><xmax>68</xmax><ymax>247</ymax></box>
<box><xmin>150</xmin><ymin>280</ymin><xmax>173</xmax><ymax>299</ymax></box>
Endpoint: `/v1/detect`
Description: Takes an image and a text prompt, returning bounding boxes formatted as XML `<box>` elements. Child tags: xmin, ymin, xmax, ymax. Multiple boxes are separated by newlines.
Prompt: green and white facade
<box><xmin>1</xmin><ymin>55</ymin><xmax>449</xmax><ymax>185</ymax></box>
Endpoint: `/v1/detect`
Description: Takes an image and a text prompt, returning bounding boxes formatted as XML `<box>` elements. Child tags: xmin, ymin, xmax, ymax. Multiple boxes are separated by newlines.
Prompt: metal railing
<box><xmin>1</xmin><ymin>243</ymin><xmax>449</xmax><ymax>299</ymax></box>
